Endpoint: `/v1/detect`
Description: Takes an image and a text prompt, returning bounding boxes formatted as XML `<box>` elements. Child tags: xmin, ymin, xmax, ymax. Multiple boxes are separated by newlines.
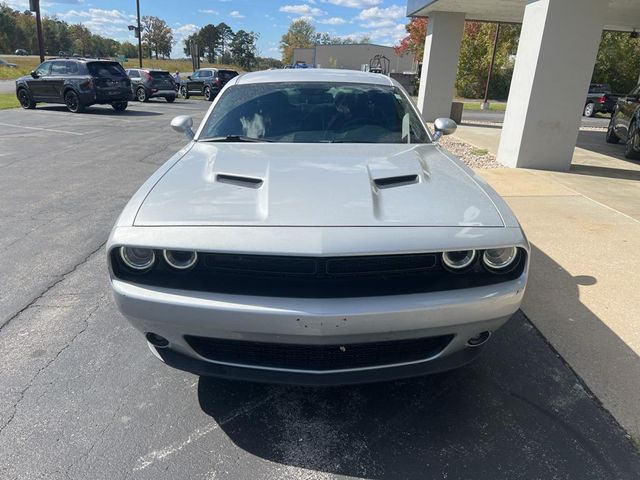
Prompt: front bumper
<box><xmin>111</xmin><ymin>274</ymin><xmax>526</xmax><ymax>384</ymax></box>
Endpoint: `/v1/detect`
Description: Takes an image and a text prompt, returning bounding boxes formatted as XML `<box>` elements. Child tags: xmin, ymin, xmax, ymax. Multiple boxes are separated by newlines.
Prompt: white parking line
<box><xmin>0</xmin><ymin>122</ymin><xmax>84</xmax><ymax>136</ymax></box>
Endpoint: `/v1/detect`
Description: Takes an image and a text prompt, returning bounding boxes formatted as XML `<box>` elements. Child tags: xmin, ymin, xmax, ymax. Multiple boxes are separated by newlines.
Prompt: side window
<box><xmin>66</xmin><ymin>61</ymin><xmax>79</xmax><ymax>75</ymax></box>
<box><xmin>191</xmin><ymin>71</ymin><xmax>200</xmax><ymax>79</ymax></box>
<box><xmin>35</xmin><ymin>61</ymin><xmax>51</xmax><ymax>76</ymax></box>
<box><xmin>129</xmin><ymin>70</ymin><xmax>140</xmax><ymax>78</ymax></box>
<box><xmin>202</xmin><ymin>70</ymin><xmax>213</xmax><ymax>78</ymax></box>
<box><xmin>50</xmin><ymin>61</ymin><xmax>67</xmax><ymax>75</ymax></box>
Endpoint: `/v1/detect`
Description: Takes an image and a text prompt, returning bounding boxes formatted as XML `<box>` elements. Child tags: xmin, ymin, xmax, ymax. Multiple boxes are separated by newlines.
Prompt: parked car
<box><xmin>125</xmin><ymin>68</ymin><xmax>176</xmax><ymax>102</ymax></box>
<box><xmin>583</xmin><ymin>83</ymin><xmax>618</xmax><ymax>117</ymax></box>
<box><xmin>107</xmin><ymin>69</ymin><xmax>529</xmax><ymax>385</ymax></box>
<box><xmin>180</xmin><ymin>68</ymin><xmax>238</xmax><ymax>101</ymax></box>
<box><xmin>606</xmin><ymin>83</ymin><xmax>640</xmax><ymax>159</ymax></box>
<box><xmin>15</xmin><ymin>58</ymin><xmax>131</xmax><ymax>113</ymax></box>
<box><xmin>14</xmin><ymin>49</ymin><xmax>28</xmax><ymax>56</ymax></box>
<box><xmin>0</xmin><ymin>58</ymin><xmax>17</xmax><ymax>68</ymax></box>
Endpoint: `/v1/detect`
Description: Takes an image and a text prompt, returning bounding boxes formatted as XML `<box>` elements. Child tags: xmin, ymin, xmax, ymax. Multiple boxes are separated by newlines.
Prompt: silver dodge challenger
<box><xmin>108</xmin><ymin>69</ymin><xmax>529</xmax><ymax>385</ymax></box>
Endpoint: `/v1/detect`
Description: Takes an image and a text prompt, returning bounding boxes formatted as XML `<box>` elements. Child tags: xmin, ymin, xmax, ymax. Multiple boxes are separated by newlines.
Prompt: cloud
<box><xmin>198</xmin><ymin>9</ymin><xmax>218</xmax><ymax>14</ymax></box>
<box><xmin>229</xmin><ymin>10</ymin><xmax>245</xmax><ymax>18</ymax></box>
<box><xmin>321</xmin><ymin>0</ymin><xmax>381</xmax><ymax>8</ymax></box>
<box><xmin>57</xmin><ymin>8</ymin><xmax>132</xmax><ymax>39</ymax></box>
<box><xmin>356</xmin><ymin>4</ymin><xmax>405</xmax><ymax>21</ymax></box>
<box><xmin>279</xmin><ymin>4</ymin><xmax>326</xmax><ymax>17</ymax></box>
<box><xmin>318</xmin><ymin>17</ymin><xmax>346</xmax><ymax>25</ymax></box>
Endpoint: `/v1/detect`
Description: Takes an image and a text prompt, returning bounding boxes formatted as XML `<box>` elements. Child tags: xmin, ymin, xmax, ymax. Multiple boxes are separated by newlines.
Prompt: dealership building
<box><xmin>407</xmin><ymin>0</ymin><xmax>640</xmax><ymax>171</ymax></box>
<box><xmin>292</xmin><ymin>43</ymin><xmax>416</xmax><ymax>73</ymax></box>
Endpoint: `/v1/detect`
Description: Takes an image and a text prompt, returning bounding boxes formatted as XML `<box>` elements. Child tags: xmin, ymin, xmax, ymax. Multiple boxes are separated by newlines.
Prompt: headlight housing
<box><xmin>163</xmin><ymin>249</ymin><xmax>198</xmax><ymax>270</ymax></box>
<box><xmin>119</xmin><ymin>246</ymin><xmax>155</xmax><ymax>271</ymax></box>
<box><xmin>441</xmin><ymin>250</ymin><xmax>477</xmax><ymax>272</ymax></box>
<box><xmin>482</xmin><ymin>247</ymin><xmax>518</xmax><ymax>272</ymax></box>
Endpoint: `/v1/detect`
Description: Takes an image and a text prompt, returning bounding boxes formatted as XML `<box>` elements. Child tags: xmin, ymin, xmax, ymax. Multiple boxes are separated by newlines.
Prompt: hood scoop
<box><xmin>373</xmin><ymin>174</ymin><xmax>419</xmax><ymax>189</ymax></box>
<box><xmin>216</xmin><ymin>173</ymin><xmax>263</xmax><ymax>189</ymax></box>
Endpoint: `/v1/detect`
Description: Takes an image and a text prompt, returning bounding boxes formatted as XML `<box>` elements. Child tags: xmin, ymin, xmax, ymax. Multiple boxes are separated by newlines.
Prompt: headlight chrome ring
<box><xmin>442</xmin><ymin>250</ymin><xmax>477</xmax><ymax>272</ymax></box>
<box><xmin>482</xmin><ymin>247</ymin><xmax>518</xmax><ymax>272</ymax></box>
<box><xmin>119</xmin><ymin>246</ymin><xmax>155</xmax><ymax>271</ymax></box>
<box><xmin>163</xmin><ymin>249</ymin><xmax>198</xmax><ymax>270</ymax></box>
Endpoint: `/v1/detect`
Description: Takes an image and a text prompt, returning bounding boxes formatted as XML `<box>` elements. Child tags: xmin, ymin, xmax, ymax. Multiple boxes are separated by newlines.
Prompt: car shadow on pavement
<box><xmin>35</xmin><ymin>105</ymin><xmax>163</xmax><ymax>116</ymax></box>
<box><xmin>197</xmin><ymin>312</ymin><xmax>640</xmax><ymax>478</ymax></box>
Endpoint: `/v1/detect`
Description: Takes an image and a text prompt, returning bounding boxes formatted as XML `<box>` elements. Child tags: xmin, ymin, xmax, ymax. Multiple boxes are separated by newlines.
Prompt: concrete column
<box><xmin>496</xmin><ymin>0</ymin><xmax>609</xmax><ymax>170</ymax></box>
<box><xmin>417</xmin><ymin>11</ymin><xmax>465</xmax><ymax>122</ymax></box>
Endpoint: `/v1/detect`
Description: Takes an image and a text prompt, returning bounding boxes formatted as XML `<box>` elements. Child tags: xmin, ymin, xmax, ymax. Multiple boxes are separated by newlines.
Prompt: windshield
<box><xmin>200</xmin><ymin>82</ymin><xmax>430</xmax><ymax>143</ymax></box>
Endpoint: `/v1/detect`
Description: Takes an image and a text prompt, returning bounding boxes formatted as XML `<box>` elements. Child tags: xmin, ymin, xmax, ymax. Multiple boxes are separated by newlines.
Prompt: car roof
<box><xmin>235</xmin><ymin>68</ymin><xmax>394</xmax><ymax>86</ymax></box>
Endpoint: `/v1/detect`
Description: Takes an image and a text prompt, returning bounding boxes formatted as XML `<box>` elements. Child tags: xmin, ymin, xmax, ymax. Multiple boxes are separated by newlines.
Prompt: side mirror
<box><xmin>433</xmin><ymin>117</ymin><xmax>457</xmax><ymax>141</ymax></box>
<box><xmin>30</xmin><ymin>70</ymin><xmax>39</xmax><ymax>79</ymax></box>
<box><xmin>187</xmin><ymin>75</ymin><xmax>192</xmax><ymax>80</ymax></box>
<box><xmin>171</xmin><ymin>115</ymin><xmax>194</xmax><ymax>140</ymax></box>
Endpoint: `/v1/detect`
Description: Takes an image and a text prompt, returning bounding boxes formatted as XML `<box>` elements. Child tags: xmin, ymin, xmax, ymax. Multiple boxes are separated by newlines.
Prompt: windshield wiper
<box><xmin>199</xmin><ymin>135</ymin><xmax>273</xmax><ymax>143</ymax></box>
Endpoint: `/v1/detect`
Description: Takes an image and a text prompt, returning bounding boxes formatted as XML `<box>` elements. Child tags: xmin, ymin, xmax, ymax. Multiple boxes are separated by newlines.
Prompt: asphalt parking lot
<box><xmin>1</xmin><ymin>100</ymin><xmax>639</xmax><ymax>479</ymax></box>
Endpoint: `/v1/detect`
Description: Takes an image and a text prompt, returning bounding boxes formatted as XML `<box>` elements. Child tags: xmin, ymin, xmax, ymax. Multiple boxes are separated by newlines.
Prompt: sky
<box><xmin>5</xmin><ymin>0</ymin><xmax>410</xmax><ymax>59</ymax></box>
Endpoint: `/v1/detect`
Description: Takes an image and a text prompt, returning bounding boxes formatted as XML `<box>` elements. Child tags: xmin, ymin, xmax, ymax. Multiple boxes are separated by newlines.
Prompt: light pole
<box><xmin>128</xmin><ymin>1</ymin><xmax>143</xmax><ymax>67</ymax></box>
<box><xmin>29</xmin><ymin>0</ymin><xmax>45</xmax><ymax>62</ymax></box>
<box><xmin>482</xmin><ymin>22</ymin><xmax>501</xmax><ymax>110</ymax></box>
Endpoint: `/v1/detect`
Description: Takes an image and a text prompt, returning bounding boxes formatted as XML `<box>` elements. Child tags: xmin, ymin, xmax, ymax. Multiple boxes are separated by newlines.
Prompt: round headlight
<box><xmin>120</xmin><ymin>246</ymin><xmax>155</xmax><ymax>271</ymax></box>
<box><xmin>483</xmin><ymin>247</ymin><xmax>518</xmax><ymax>271</ymax></box>
<box><xmin>163</xmin><ymin>249</ymin><xmax>198</xmax><ymax>270</ymax></box>
<box><xmin>442</xmin><ymin>250</ymin><xmax>477</xmax><ymax>271</ymax></box>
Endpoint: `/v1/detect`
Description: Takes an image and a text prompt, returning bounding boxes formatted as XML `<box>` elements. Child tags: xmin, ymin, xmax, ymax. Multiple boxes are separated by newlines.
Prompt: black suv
<box><xmin>606</xmin><ymin>83</ymin><xmax>640</xmax><ymax>159</ymax></box>
<box><xmin>126</xmin><ymin>68</ymin><xmax>176</xmax><ymax>102</ymax></box>
<box><xmin>15</xmin><ymin>58</ymin><xmax>131</xmax><ymax>113</ymax></box>
<box><xmin>180</xmin><ymin>68</ymin><xmax>238</xmax><ymax>101</ymax></box>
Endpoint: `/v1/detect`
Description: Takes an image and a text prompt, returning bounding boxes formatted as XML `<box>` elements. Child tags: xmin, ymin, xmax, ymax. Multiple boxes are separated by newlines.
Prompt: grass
<box><xmin>0</xmin><ymin>55</ymin><xmax>242</xmax><ymax>80</ymax></box>
<box><xmin>461</xmin><ymin>101</ymin><xmax>507</xmax><ymax>111</ymax></box>
<box><xmin>0</xmin><ymin>92</ymin><xmax>20</xmax><ymax>110</ymax></box>
<box><xmin>470</xmin><ymin>147</ymin><xmax>489</xmax><ymax>156</ymax></box>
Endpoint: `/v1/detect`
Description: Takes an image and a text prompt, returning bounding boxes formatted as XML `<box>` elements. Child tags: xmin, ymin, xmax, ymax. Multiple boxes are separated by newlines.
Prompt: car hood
<box><xmin>134</xmin><ymin>143</ymin><xmax>504</xmax><ymax>227</ymax></box>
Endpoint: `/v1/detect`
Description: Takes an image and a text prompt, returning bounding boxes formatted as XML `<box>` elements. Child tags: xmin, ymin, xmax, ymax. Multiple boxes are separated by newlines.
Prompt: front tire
<box><xmin>624</xmin><ymin>120</ymin><xmax>640</xmax><ymax>159</ymax></box>
<box><xmin>583</xmin><ymin>102</ymin><xmax>595</xmax><ymax>117</ymax></box>
<box><xmin>112</xmin><ymin>101</ymin><xmax>128</xmax><ymax>112</ymax></box>
<box><xmin>64</xmin><ymin>90</ymin><xmax>84</xmax><ymax>113</ymax></box>
<box><xmin>204</xmin><ymin>86</ymin><xmax>213</xmax><ymax>101</ymax></box>
<box><xmin>136</xmin><ymin>87</ymin><xmax>148</xmax><ymax>102</ymax></box>
<box><xmin>181</xmin><ymin>86</ymin><xmax>189</xmax><ymax>99</ymax></box>
<box><xmin>605</xmin><ymin>115</ymin><xmax>620</xmax><ymax>144</ymax></box>
<box><xmin>17</xmin><ymin>89</ymin><xmax>36</xmax><ymax>109</ymax></box>
<box><xmin>165</xmin><ymin>95</ymin><xmax>176</xmax><ymax>103</ymax></box>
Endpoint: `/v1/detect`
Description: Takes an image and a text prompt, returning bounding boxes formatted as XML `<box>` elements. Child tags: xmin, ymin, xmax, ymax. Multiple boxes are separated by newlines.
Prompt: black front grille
<box><xmin>111</xmin><ymin>250</ymin><xmax>526</xmax><ymax>298</ymax></box>
<box><xmin>185</xmin><ymin>334</ymin><xmax>454</xmax><ymax>371</ymax></box>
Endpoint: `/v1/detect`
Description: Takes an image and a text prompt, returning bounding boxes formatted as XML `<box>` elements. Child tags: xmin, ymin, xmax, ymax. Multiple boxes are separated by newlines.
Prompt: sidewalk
<box><xmin>454</xmin><ymin>124</ymin><xmax>640</xmax><ymax>438</ymax></box>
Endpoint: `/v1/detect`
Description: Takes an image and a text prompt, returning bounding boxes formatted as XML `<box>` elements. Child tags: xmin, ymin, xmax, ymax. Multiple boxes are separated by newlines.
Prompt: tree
<box><xmin>68</xmin><ymin>23</ymin><xmax>92</xmax><ymax>55</ymax></box>
<box><xmin>216</xmin><ymin>22</ymin><xmax>234</xmax><ymax>63</ymax></box>
<box><xmin>455</xmin><ymin>22</ymin><xmax>520</xmax><ymax>99</ymax></box>
<box><xmin>231</xmin><ymin>30</ymin><xmax>258</xmax><ymax>69</ymax></box>
<box><xmin>592</xmin><ymin>32</ymin><xmax>640</xmax><ymax>94</ymax></box>
<box><xmin>141</xmin><ymin>16</ymin><xmax>173</xmax><ymax>59</ymax></box>
<box><xmin>119</xmin><ymin>41</ymin><xmax>138</xmax><ymax>58</ymax></box>
<box><xmin>198</xmin><ymin>24</ymin><xmax>220</xmax><ymax>63</ymax></box>
<box><xmin>183</xmin><ymin>32</ymin><xmax>203</xmax><ymax>58</ymax></box>
<box><xmin>256</xmin><ymin>56</ymin><xmax>283</xmax><ymax>70</ymax></box>
<box><xmin>280</xmin><ymin>19</ymin><xmax>315</xmax><ymax>64</ymax></box>
<box><xmin>394</xmin><ymin>18</ymin><xmax>428</xmax><ymax>59</ymax></box>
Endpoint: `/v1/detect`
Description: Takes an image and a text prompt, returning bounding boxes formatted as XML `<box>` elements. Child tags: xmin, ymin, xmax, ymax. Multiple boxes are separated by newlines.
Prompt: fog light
<box><xmin>482</xmin><ymin>247</ymin><xmax>518</xmax><ymax>272</ymax></box>
<box><xmin>146</xmin><ymin>332</ymin><xmax>169</xmax><ymax>348</ymax></box>
<box><xmin>467</xmin><ymin>331</ymin><xmax>491</xmax><ymax>347</ymax></box>
<box><xmin>163</xmin><ymin>249</ymin><xmax>198</xmax><ymax>270</ymax></box>
<box><xmin>120</xmin><ymin>246</ymin><xmax>155</xmax><ymax>271</ymax></box>
<box><xmin>442</xmin><ymin>250</ymin><xmax>476</xmax><ymax>272</ymax></box>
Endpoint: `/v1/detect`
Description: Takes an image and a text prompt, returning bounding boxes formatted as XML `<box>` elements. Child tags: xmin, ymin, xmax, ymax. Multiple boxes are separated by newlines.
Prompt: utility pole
<box><xmin>136</xmin><ymin>0</ymin><xmax>143</xmax><ymax>67</ymax></box>
<box><xmin>29</xmin><ymin>0</ymin><xmax>45</xmax><ymax>62</ymax></box>
<box><xmin>482</xmin><ymin>23</ymin><xmax>501</xmax><ymax>110</ymax></box>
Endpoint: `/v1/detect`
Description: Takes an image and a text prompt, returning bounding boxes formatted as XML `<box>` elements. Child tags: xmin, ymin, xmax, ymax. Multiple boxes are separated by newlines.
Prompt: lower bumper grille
<box><xmin>184</xmin><ymin>334</ymin><xmax>454</xmax><ymax>371</ymax></box>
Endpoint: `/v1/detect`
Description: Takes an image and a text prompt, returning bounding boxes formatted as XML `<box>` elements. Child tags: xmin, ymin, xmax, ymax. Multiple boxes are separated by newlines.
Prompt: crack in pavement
<box><xmin>0</xmin><ymin>294</ymin><xmax>105</xmax><ymax>437</ymax></box>
<box><xmin>0</xmin><ymin>241</ymin><xmax>106</xmax><ymax>331</ymax></box>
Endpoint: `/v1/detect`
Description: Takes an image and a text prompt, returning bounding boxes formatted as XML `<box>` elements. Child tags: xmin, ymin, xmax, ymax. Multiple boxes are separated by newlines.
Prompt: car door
<box><xmin>199</xmin><ymin>70</ymin><xmax>214</xmax><ymax>92</ymax></box>
<box><xmin>128</xmin><ymin>69</ymin><xmax>142</xmax><ymax>95</ymax></box>
<box><xmin>47</xmin><ymin>61</ymin><xmax>68</xmax><ymax>101</ymax></box>
<box><xmin>615</xmin><ymin>85</ymin><xmax>640</xmax><ymax>139</ymax></box>
<box><xmin>187</xmin><ymin>70</ymin><xmax>202</xmax><ymax>93</ymax></box>
<box><xmin>28</xmin><ymin>61</ymin><xmax>52</xmax><ymax>100</ymax></box>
